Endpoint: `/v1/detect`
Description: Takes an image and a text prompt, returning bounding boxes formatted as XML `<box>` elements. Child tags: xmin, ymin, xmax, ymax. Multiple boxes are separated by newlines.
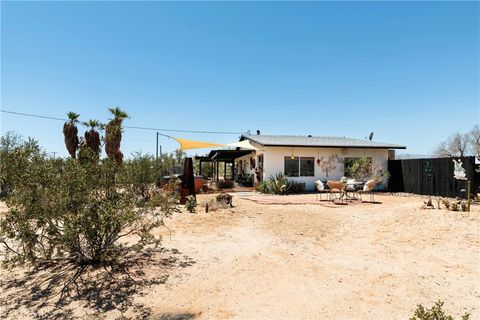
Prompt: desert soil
<box><xmin>1</xmin><ymin>193</ymin><xmax>479</xmax><ymax>319</ymax></box>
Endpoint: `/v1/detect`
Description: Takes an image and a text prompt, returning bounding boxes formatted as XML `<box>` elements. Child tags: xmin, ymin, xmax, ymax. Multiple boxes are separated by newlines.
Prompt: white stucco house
<box><xmin>197</xmin><ymin>134</ymin><xmax>406</xmax><ymax>191</ymax></box>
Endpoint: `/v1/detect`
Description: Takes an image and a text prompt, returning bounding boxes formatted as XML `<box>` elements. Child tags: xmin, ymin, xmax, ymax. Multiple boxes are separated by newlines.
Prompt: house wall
<box><xmin>260</xmin><ymin>146</ymin><xmax>389</xmax><ymax>190</ymax></box>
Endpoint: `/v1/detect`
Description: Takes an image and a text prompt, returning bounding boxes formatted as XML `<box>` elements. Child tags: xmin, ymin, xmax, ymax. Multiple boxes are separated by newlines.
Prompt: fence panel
<box><xmin>388</xmin><ymin>156</ymin><xmax>479</xmax><ymax>197</ymax></box>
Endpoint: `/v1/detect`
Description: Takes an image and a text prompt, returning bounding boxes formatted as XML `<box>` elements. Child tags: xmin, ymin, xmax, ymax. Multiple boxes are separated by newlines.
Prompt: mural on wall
<box><xmin>318</xmin><ymin>154</ymin><xmax>342</xmax><ymax>177</ymax></box>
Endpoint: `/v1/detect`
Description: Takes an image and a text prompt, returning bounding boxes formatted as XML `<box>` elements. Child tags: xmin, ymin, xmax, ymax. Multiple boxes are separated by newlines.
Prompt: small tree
<box><xmin>435</xmin><ymin>126</ymin><xmax>478</xmax><ymax>157</ymax></box>
<box><xmin>344</xmin><ymin>157</ymin><xmax>372</xmax><ymax>180</ymax></box>
<box><xmin>0</xmin><ymin>132</ymin><xmax>41</xmax><ymax>199</ymax></box>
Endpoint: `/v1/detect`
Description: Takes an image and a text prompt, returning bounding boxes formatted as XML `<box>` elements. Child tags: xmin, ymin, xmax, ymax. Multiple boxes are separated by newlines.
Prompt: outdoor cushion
<box><xmin>327</xmin><ymin>181</ymin><xmax>345</xmax><ymax>191</ymax></box>
<box><xmin>363</xmin><ymin>179</ymin><xmax>376</xmax><ymax>191</ymax></box>
<box><xmin>314</xmin><ymin>180</ymin><xmax>324</xmax><ymax>191</ymax></box>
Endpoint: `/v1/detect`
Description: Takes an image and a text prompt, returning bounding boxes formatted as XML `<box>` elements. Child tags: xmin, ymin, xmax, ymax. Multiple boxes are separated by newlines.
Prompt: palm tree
<box><xmin>83</xmin><ymin>119</ymin><xmax>102</xmax><ymax>156</ymax></box>
<box><xmin>63</xmin><ymin>112</ymin><xmax>80</xmax><ymax>158</ymax></box>
<box><xmin>105</xmin><ymin>107</ymin><xmax>128</xmax><ymax>164</ymax></box>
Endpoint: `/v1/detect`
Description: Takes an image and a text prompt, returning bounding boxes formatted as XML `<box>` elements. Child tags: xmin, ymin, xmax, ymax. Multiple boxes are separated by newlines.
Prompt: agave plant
<box><xmin>105</xmin><ymin>107</ymin><xmax>128</xmax><ymax>164</ymax></box>
<box><xmin>63</xmin><ymin>112</ymin><xmax>80</xmax><ymax>158</ymax></box>
<box><xmin>267</xmin><ymin>173</ymin><xmax>291</xmax><ymax>195</ymax></box>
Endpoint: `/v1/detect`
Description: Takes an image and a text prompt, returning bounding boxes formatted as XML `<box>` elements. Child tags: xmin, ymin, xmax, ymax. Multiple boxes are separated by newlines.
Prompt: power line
<box><xmin>0</xmin><ymin>109</ymin><xmax>244</xmax><ymax>135</ymax></box>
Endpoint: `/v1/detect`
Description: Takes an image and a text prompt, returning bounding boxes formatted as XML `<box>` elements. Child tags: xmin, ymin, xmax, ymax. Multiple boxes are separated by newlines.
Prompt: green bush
<box><xmin>217</xmin><ymin>179</ymin><xmax>234</xmax><ymax>189</ymax></box>
<box><xmin>0</xmin><ymin>132</ymin><xmax>41</xmax><ymax>199</ymax></box>
<box><xmin>289</xmin><ymin>181</ymin><xmax>305</xmax><ymax>194</ymax></box>
<box><xmin>255</xmin><ymin>181</ymin><xmax>269</xmax><ymax>193</ymax></box>
<box><xmin>185</xmin><ymin>195</ymin><xmax>197</xmax><ymax>213</ymax></box>
<box><xmin>410</xmin><ymin>301</ymin><xmax>470</xmax><ymax>320</ymax></box>
<box><xmin>1</xmin><ymin>149</ymin><xmax>178</xmax><ymax>267</ymax></box>
<box><xmin>1</xmin><ymin>119</ymin><xmax>179</xmax><ymax>271</ymax></box>
<box><xmin>119</xmin><ymin>152</ymin><xmax>159</xmax><ymax>205</ymax></box>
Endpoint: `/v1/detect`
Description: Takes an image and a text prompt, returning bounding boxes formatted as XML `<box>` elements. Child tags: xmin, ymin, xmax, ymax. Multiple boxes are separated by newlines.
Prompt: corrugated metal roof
<box><xmin>241</xmin><ymin>134</ymin><xmax>406</xmax><ymax>149</ymax></box>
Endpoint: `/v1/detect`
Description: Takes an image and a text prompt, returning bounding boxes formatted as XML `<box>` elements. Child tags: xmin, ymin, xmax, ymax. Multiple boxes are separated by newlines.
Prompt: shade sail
<box><xmin>173</xmin><ymin>137</ymin><xmax>225</xmax><ymax>151</ymax></box>
<box><xmin>226</xmin><ymin>140</ymin><xmax>259</xmax><ymax>150</ymax></box>
<box><xmin>172</xmin><ymin>137</ymin><xmax>260</xmax><ymax>151</ymax></box>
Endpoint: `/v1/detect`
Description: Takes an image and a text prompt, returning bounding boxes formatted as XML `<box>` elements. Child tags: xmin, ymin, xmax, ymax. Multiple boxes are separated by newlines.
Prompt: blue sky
<box><xmin>1</xmin><ymin>1</ymin><xmax>479</xmax><ymax>157</ymax></box>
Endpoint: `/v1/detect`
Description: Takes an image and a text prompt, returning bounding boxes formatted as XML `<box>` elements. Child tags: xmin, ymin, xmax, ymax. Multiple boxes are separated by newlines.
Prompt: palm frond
<box><xmin>67</xmin><ymin>112</ymin><xmax>80</xmax><ymax>122</ymax></box>
<box><xmin>108</xmin><ymin>107</ymin><xmax>129</xmax><ymax>119</ymax></box>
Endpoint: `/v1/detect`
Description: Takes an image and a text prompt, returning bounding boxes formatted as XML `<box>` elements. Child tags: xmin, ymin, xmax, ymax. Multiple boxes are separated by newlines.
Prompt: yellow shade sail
<box><xmin>173</xmin><ymin>137</ymin><xmax>225</xmax><ymax>150</ymax></box>
<box><xmin>225</xmin><ymin>140</ymin><xmax>260</xmax><ymax>150</ymax></box>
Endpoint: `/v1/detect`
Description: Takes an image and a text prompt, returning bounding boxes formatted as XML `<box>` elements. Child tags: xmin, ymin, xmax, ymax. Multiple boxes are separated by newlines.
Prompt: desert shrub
<box><xmin>120</xmin><ymin>152</ymin><xmax>160</xmax><ymax>205</ymax></box>
<box><xmin>0</xmin><ymin>132</ymin><xmax>41</xmax><ymax>199</ymax></box>
<box><xmin>255</xmin><ymin>181</ymin><xmax>269</xmax><ymax>193</ymax></box>
<box><xmin>410</xmin><ymin>300</ymin><xmax>470</xmax><ymax>320</ymax></box>
<box><xmin>1</xmin><ymin>149</ymin><xmax>178</xmax><ymax>267</ymax></box>
<box><xmin>185</xmin><ymin>195</ymin><xmax>197</xmax><ymax>213</ymax></box>
<box><xmin>217</xmin><ymin>179</ymin><xmax>234</xmax><ymax>189</ymax></box>
<box><xmin>289</xmin><ymin>181</ymin><xmax>305</xmax><ymax>194</ymax></box>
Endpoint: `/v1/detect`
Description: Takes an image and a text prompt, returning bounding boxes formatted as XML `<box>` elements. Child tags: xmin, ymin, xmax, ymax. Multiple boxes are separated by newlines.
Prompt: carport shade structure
<box><xmin>195</xmin><ymin>149</ymin><xmax>254</xmax><ymax>181</ymax></box>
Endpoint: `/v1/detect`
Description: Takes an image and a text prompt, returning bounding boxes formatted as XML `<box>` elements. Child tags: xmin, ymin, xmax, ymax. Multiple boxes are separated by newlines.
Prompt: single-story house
<box><xmin>196</xmin><ymin>133</ymin><xmax>406</xmax><ymax>190</ymax></box>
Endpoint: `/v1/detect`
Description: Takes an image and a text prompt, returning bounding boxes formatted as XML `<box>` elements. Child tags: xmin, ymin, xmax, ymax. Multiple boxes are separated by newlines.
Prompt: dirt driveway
<box><xmin>1</xmin><ymin>194</ymin><xmax>479</xmax><ymax>319</ymax></box>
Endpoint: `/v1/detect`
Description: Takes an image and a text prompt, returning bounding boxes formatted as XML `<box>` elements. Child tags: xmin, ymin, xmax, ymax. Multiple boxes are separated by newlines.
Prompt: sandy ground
<box><xmin>1</xmin><ymin>193</ymin><xmax>479</xmax><ymax>319</ymax></box>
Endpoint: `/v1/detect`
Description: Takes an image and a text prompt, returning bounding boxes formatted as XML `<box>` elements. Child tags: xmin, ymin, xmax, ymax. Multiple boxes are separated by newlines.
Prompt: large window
<box><xmin>284</xmin><ymin>157</ymin><xmax>299</xmax><ymax>177</ymax></box>
<box><xmin>284</xmin><ymin>157</ymin><xmax>314</xmax><ymax>177</ymax></box>
<box><xmin>300</xmin><ymin>157</ymin><xmax>315</xmax><ymax>176</ymax></box>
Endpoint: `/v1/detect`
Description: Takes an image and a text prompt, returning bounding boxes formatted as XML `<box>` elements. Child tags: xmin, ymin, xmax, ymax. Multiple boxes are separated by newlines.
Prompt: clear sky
<box><xmin>1</xmin><ymin>1</ymin><xmax>479</xmax><ymax>157</ymax></box>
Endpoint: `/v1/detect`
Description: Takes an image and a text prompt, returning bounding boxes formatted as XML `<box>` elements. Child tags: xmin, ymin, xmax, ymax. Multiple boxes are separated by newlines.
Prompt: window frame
<box><xmin>284</xmin><ymin>156</ymin><xmax>315</xmax><ymax>177</ymax></box>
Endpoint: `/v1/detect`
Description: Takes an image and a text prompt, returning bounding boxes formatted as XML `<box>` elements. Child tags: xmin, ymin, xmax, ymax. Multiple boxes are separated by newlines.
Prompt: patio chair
<box><xmin>357</xmin><ymin>179</ymin><xmax>377</xmax><ymax>202</ymax></box>
<box><xmin>315</xmin><ymin>180</ymin><xmax>328</xmax><ymax>201</ymax></box>
<box><xmin>326</xmin><ymin>181</ymin><xmax>346</xmax><ymax>202</ymax></box>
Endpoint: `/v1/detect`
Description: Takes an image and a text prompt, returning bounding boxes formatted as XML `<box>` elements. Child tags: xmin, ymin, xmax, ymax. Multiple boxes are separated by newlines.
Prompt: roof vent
<box><xmin>256</xmin><ymin>130</ymin><xmax>260</xmax><ymax>135</ymax></box>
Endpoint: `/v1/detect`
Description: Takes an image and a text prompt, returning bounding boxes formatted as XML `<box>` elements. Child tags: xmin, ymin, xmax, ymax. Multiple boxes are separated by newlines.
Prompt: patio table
<box><xmin>342</xmin><ymin>181</ymin><xmax>364</xmax><ymax>201</ymax></box>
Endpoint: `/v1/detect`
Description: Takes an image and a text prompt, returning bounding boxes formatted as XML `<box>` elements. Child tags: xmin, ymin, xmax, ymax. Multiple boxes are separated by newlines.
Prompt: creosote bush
<box><xmin>1</xmin><ymin>109</ymin><xmax>179</xmax><ymax>271</ymax></box>
<box><xmin>1</xmin><ymin>149</ymin><xmax>178</xmax><ymax>267</ymax></box>
<box><xmin>410</xmin><ymin>300</ymin><xmax>470</xmax><ymax>320</ymax></box>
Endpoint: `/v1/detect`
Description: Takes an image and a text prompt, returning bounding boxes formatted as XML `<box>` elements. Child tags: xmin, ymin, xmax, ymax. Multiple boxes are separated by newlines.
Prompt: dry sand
<box><xmin>1</xmin><ymin>194</ymin><xmax>479</xmax><ymax>319</ymax></box>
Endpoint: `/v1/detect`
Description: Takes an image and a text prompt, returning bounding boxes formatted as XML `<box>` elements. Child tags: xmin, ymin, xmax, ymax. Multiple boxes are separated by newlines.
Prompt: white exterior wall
<box><xmin>261</xmin><ymin>146</ymin><xmax>389</xmax><ymax>190</ymax></box>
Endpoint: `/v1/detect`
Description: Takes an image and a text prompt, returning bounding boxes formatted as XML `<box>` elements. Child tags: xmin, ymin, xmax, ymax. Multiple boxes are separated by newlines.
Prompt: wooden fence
<box><xmin>388</xmin><ymin>156</ymin><xmax>479</xmax><ymax>197</ymax></box>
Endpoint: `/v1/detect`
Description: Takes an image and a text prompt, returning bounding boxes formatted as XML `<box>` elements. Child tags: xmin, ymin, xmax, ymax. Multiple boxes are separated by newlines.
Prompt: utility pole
<box><xmin>156</xmin><ymin>132</ymin><xmax>159</xmax><ymax>160</ymax></box>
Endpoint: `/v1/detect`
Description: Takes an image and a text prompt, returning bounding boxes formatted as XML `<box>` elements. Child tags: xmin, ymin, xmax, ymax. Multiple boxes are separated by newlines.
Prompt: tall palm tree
<box><xmin>63</xmin><ymin>112</ymin><xmax>80</xmax><ymax>158</ymax></box>
<box><xmin>83</xmin><ymin>119</ymin><xmax>102</xmax><ymax>156</ymax></box>
<box><xmin>105</xmin><ymin>107</ymin><xmax>128</xmax><ymax>164</ymax></box>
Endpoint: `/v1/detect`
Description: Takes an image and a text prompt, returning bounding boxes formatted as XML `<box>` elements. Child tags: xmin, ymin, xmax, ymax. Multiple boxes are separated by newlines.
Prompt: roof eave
<box><xmin>261</xmin><ymin>144</ymin><xmax>406</xmax><ymax>149</ymax></box>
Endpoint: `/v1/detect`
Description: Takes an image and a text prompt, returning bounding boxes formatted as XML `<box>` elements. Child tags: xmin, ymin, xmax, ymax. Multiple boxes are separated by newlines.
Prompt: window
<box><xmin>284</xmin><ymin>157</ymin><xmax>315</xmax><ymax>177</ymax></box>
<box><xmin>284</xmin><ymin>157</ymin><xmax>299</xmax><ymax>177</ymax></box>
<box><xmin>300</xmin><ymin>157</ymin><xmax>315</xmax><ymax>176</ymax></box>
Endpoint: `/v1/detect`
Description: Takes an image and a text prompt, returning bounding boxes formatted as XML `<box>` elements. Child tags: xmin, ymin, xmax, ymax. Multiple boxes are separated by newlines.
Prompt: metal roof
<box><xmin>241</xmin><ymin>134</ymin><xmax>406</xmax><ymax>149</ymax></box>
<box><xmin>195</xmin><ymin>149</ymin><xmax>254</xmax><ymax>161</ymax></box>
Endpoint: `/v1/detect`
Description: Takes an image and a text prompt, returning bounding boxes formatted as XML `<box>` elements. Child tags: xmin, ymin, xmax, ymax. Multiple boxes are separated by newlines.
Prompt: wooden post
<box><xmin>199</xmin><ymin>159</ymin><xmax>202</xmax><ymax>176</ymax></box>
<box><xmin>467</xmin><ymin>180</ymin><xmax>471</xmax><ymax>212</ymax></box>
<box><xmin>224</xmin><ymin>161</ymin><xmax>227</xmax><ymax>180</ymax></box>
<box><xmin>180</xmin><ymin>157</ymin><xmax>196</xmax><ymax>204</ymax></box>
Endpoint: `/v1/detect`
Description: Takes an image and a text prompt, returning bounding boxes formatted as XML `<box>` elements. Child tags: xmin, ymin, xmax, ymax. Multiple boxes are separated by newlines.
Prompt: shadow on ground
<box><xmin>0</xmin><ymin>248</ymin><xmax>196</xmax><ymax>319</ymax></box>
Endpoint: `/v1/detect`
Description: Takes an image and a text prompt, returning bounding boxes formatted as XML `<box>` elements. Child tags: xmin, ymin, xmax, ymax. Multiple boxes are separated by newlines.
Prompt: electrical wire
<box><xmin>0</xmin><ymin>109</ymin><xmax>245</xmax><ymax>135</ymax></box>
